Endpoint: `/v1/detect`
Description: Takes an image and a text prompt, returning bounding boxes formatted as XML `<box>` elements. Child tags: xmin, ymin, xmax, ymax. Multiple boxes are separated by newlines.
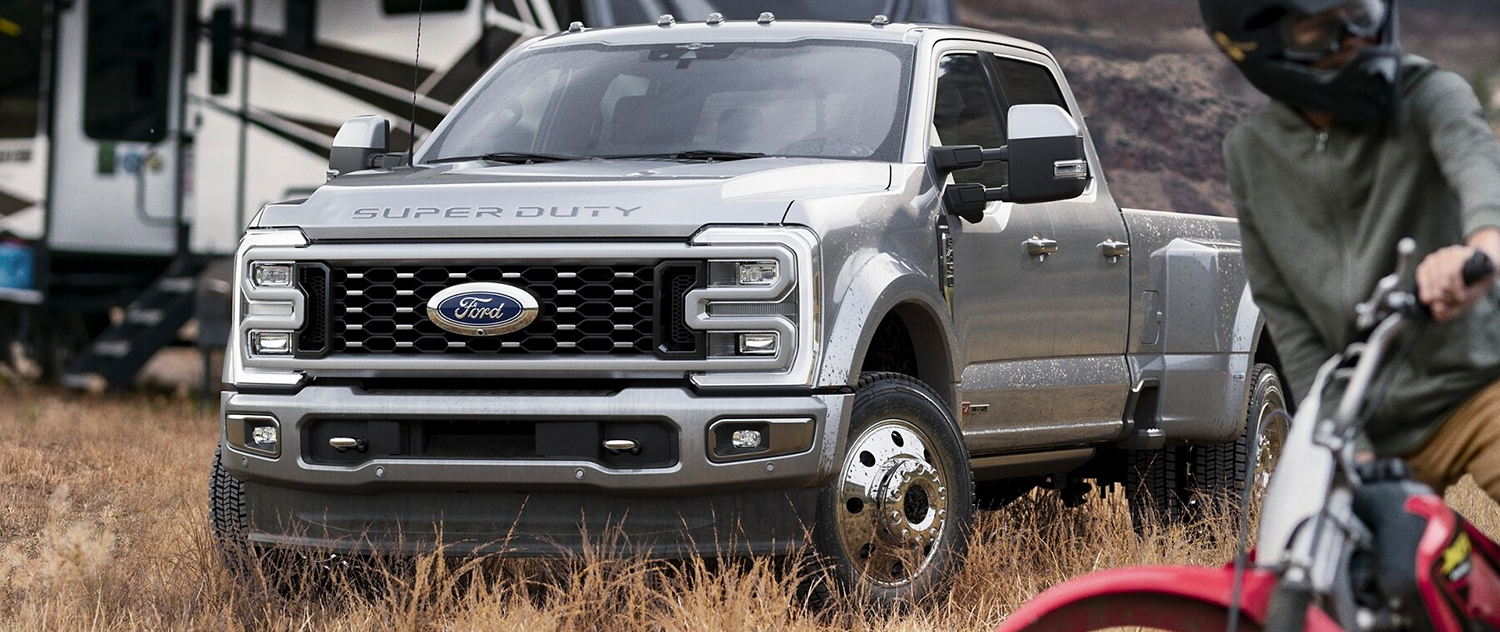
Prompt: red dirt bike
<box><xmin>999</xmin><ymin>239</ymin><xmax>1500</xmax><ymax>632</ymax></box>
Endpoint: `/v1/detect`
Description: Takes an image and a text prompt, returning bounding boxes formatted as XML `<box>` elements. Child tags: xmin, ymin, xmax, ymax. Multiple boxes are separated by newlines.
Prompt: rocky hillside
<box><xmin>959</xmin><ymin>0</ymin><xmax>1500</xmax><ymax>216</ymax></box>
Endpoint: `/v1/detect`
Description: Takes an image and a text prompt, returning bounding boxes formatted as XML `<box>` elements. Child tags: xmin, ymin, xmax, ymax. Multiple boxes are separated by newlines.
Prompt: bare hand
<box><xmin>1417</xmin><ymin>229</ymin><xmax>1500</xmax><ymax>323</ymax></box>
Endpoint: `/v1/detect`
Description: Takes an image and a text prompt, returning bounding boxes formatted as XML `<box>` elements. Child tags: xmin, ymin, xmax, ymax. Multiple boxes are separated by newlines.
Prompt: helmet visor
<box><xmin>1278</xmin><ymin>0</ymin><xmax>1387</xmax><ymax>61</ymax></box>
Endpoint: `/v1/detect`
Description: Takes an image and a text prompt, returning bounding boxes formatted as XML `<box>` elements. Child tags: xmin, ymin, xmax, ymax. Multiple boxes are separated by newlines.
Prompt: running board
<box><xmin>971</xmin><ymin>448</ymin><xmax>1096</xmax><ymax>481</ymax></box>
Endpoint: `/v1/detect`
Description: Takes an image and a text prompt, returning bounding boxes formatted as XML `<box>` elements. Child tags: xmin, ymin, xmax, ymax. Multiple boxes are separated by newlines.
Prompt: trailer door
<box><xmin>47</xmin><ymin>0</ymin><xmax>185</xmax><ymax>255</ymax></box>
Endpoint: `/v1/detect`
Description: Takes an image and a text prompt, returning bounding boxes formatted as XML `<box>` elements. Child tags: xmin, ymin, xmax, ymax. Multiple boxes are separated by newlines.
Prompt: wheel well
<box><xmin>859</xmin><ymin>304</ymin><xmax>956</xmax><ymax>408</ymax></box>
<box><xmin>1253</xmin><ymin>328</ymin><xmax>1295</xmax><ymax>410</ymax></box>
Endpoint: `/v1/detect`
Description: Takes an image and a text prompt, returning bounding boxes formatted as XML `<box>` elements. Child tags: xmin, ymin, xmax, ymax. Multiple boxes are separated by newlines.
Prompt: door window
<box><xmin>84</xmin><ymin>0</ymin><xmax>173</xmax><ymax>142</ymax></box>
<box><xmin>932</xmin><ymin>53</ymin><xmax>1006</xmax><ymax>187</ymax></box>
<box><xmin>990</xmin><ymin>56</ymin><xmax>1067</xmax><ymax>109</ymax></box>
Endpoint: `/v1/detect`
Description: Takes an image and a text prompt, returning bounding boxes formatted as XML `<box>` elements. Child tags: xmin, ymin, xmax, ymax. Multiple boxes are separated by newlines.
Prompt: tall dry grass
<box><xmin>3</xmin><ymin>383</ymin><xmax>1499</xmax><ymax>631</ymax></box>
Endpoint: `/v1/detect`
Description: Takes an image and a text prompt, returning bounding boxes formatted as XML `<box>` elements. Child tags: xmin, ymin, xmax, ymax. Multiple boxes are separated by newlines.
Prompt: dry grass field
<box><xmin>4</xmin><ymin>383</ymin><xmax>1500</xmax><ymax>632</ymax></box>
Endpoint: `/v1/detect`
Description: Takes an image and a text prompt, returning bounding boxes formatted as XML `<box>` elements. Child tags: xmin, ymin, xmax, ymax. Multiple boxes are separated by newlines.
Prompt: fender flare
<box><xmin>996</xmin><ymin>566</ymin><xmax>1343</xmax><ymax>632</ymax></box>
<box><xmin>816</xmin><ymin>252</ymin><xmax>957</xmax><ymax>402</ymax></box>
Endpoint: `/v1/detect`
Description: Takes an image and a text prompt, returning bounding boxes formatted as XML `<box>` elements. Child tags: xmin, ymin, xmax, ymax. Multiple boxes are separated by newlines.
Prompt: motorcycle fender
<box><xmin>996</xmin><ymin>565</ymin><xmax>1344</xmax><ymax>632</ymax></box>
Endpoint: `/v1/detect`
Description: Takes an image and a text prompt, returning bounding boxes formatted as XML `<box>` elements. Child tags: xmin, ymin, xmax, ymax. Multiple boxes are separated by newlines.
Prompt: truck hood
<box><xmin>254</xmin><ymin>158</ymin><xmax>892</xmax><ymax>241</ymax></box>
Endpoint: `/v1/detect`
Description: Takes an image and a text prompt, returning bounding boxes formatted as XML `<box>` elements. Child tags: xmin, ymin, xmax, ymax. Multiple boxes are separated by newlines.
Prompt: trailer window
<box><xmin>384</xmin><ymin>0</ymin><xmax>467</xmax><ymax>14</ymax></box>
<box><xmin>84</xmin><ymin>0</ymin><xmax>173</xmax><ymax>142</ymax></box>
<box><xmin>0</xmin><ymin>0</ymin><xmax>43</xmax><ymax>138</ymax></box>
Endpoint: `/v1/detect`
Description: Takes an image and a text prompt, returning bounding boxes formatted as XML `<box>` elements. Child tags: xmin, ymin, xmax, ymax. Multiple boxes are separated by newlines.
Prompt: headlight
<box><xmin>225</xmin><ymin>228</ymin><xmax>310</xmax><ymax>390</ymax></box>
<box><xmin>688</xmin><ymin>226</ymin><xmax>820</xmax><ymax>388</ymax></box>
<box><xmin>248</xmin><ymin>330</ymin><xmax>294</xmax><ymax>355</ymax></box>
<box><xmin>250</xmin><ymin>261</ymin><xmax>294</xmax><ymax>288</ymax></box>
<box><xmin>734</xmin><ymin>261</ymin><xmax>778</xmax><ymax>285</ymax></box>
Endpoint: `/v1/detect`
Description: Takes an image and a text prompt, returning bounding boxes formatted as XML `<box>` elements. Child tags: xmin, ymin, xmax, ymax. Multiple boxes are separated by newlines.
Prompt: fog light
<box><xmin>736</xmin><ymin>261</ymin><xmax>778</xmax><ymax>285</ymax></box>
<box><xmin>249</xmin><ymin>330</ymin><xmax>293</xmax><ymax>355</ymax></box>
<box><xmin>731</xmin><ymin>429</ymin><xmax>763</xmax><ymax>449</ymax></box>
<box><xmin>250</xmin><ymin>262</ymin><xmax>294</xmax><ymax>287</ymax></box>
<box><xmin>252</xmin><ymin>425</ymin><xmax>278</xmax><ymax>446</ymax></box>
<box><xmin>738</xmin><ymin>332</ymin><xmax>778</xmax><ymax>355</ymax></box>
<box><xmin>227</xmin><ymin>413</ymin><xmax>280</xmax><ymax>458</ymax></box>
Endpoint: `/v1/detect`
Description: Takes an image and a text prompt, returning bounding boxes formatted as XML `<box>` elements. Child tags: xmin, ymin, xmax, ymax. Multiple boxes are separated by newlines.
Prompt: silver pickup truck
<box><xmin>211</xmin><ymin>16</ymin><xmax>1287</xmax><ymax>603</ymax></box>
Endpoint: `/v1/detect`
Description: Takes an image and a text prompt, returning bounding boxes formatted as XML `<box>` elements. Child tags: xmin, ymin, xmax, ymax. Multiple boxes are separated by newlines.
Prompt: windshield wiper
<box><xmin>600</xmin><ymin>150</ymin><xmax>767</xmax><ymax>162</ymax></box>
<box><xmin>427</xmin><ymin>152</ymin><xmax>590</xmax><ymax>164</ymax></box>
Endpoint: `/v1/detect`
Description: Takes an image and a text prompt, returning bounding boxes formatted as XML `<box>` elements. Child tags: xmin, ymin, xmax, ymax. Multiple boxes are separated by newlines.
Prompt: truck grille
<box><xmin>325</xmin><ymin>264</ymin><xmax>665</xmax><ymax>355</ymax></box>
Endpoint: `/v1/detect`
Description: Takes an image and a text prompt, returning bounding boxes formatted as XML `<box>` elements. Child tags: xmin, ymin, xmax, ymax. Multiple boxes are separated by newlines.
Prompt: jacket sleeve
<box><xmin>1225</xmin><ymin>132</ymin><xmax>1331</xmax><ymax>404</ymax></box>
<box><xmin>1413</xmin><ymin>70</ymin><xmax>1500</xmax><ymax>239</ymax></box>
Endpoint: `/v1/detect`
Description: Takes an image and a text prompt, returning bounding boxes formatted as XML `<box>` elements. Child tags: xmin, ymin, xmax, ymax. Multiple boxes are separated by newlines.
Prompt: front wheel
<box><xmin>813</xmin><ymin>372</ymin><xmax>974</xmax><ymax>606</ymax></box>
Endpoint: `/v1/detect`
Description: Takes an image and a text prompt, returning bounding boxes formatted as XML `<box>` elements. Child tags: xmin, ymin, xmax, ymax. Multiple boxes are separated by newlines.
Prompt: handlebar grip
<box><xmin>1462</xmin><ymin>251</ymin><xmax>1494</xmax><ymax>287</ymax></box>
<box><xmin>1262</xmin><ymin>579</ymin><xmax>1313</xmax><ymax>632</ymax></box>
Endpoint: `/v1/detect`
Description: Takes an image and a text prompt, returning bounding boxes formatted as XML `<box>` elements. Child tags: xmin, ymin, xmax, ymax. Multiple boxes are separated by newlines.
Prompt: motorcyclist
<box><xmin>1199</xmin><ymin>0</ymin><xmax>1500</xmax><ymax>501</ymax></box>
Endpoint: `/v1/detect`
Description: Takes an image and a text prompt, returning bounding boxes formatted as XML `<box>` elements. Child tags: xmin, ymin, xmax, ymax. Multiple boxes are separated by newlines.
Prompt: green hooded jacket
<box><xmin>1225</xmin><ymin>55</ymin><xmax>1500</xmax><ymax>456</ymax></box>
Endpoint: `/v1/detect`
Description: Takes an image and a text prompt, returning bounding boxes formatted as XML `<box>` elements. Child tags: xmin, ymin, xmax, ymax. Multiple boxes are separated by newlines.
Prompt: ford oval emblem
<box><xmin>426</xmin><ymin>282</ymin><xmax>539</xmax><ymax>336</ymax></box>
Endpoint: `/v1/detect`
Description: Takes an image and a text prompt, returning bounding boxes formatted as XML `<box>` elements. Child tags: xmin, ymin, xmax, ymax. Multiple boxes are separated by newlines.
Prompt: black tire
<box><xmin>1191</xmin><ymin>364</ymin><xmax>1288</xmax><ymax>517</ymax></box>
<box><xmin>1126</xmin><ymin>445</ymin><xmax>1191</xmax><ymax>530</ymax></box>
<box><xmin>813</xmin><ymin>372</ymin><xmax>974</xmax><ymax>607</ymax></box>
<box><xmin>210</xmin><ymin>447</ymin><xmax>252</xmax><ymax>573</ymax></box>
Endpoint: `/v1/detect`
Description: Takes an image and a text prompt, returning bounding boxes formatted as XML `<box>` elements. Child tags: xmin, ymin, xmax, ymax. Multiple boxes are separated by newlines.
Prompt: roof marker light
<box><xmin>872</xmin><ymin>14</ymin><xmax>890</xmax><ymax>26</ymax></box>
<box><xmin>706</xmin><ymin>12</ymin><xmax>724</xmax><ymax>25</ymax></box>
<box><xmin>758</xmin><ymin>12</ymin><xmax>775</xmax><ymax>25</ymax></box>
<box><xmin>657</xmin><ymin>14</ymin><xmax>675</xmax><ymax>27</ymax></box>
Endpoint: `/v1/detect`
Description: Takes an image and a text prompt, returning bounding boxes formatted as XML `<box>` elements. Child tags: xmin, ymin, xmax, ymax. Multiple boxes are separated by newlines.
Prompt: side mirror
<box><xmin>934</xmin><ymin>104</ymin><xmax>1089</xmax><ymax>222</ymax></box>
<box><xmin>209</xmin><ymin>7</ymin><xmax>234</xmax><ymax>96</ymax></box>
<box><xmin>1005</xmin><ymin>104</ymin><xmax>1089</xmax><ymax>204</ymax></box>
<box><xmin>328</xmin><ymin>116</ymin><xmax>390</xmax><ymax>180</ymax></box>
<box><xmin>929</xmin><ymin>144</ymin><xmax>1007</xmax><ymax>177</ymax></box>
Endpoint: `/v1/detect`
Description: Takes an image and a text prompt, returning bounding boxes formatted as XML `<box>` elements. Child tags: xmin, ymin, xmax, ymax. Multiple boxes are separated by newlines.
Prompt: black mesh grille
<box><xmin>296</xmin><ymin>264</ymin><xmax>330</xmax><ymax>355</ymax></box>
<box><xmin>653</xmin><ymin>262</ymin><xmax>703</xmax><ymax>357</ymax></box>
<box><xmin>329</xmin><ymin>264</ymin><xmax>657</xmax><ymax>355</ymax></box>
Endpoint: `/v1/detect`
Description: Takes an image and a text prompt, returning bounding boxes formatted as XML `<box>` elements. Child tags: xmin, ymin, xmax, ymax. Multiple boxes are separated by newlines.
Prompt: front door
<box><xmin>935</xmin><ymin>48</ymin><xmax>1058</xmax><ymax>455</ymax></box>
<box><xmin>989</xmin><ymin>51</ymin><xmax>1131</xmax><ymax>439</ymax></box>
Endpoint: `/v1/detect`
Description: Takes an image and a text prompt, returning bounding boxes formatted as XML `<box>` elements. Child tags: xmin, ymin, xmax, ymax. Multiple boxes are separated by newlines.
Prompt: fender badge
<box><xmin>426</xmin><ymin>282</ymin><xmax>539</xmax><ymax>336</ymax></box>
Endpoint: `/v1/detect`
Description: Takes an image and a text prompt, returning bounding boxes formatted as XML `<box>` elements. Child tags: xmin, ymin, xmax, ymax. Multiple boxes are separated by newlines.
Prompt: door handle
<box><xmin>1097</xmin><ymin>238</ymin><xmax>1130</xmax><ymax>261</ymax></box>
<box><xmin>1024</xmin><ymin>235</ymin><xmax>1058</xmax><ymax>257</ymax></box>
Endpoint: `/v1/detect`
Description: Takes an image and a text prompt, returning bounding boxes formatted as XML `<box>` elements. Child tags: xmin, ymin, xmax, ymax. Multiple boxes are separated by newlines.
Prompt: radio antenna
<box><xmin>408</xmin><ymin>0</ymin><xmax>424</xmax><ymax>160</ymax></box>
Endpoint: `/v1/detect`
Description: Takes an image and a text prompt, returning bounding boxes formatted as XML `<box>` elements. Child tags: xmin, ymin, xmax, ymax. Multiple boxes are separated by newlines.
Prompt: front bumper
<box><xmin>220</xmin><ymin>384</ymin><xmax>851</xmax><ymax>555</ymax></box>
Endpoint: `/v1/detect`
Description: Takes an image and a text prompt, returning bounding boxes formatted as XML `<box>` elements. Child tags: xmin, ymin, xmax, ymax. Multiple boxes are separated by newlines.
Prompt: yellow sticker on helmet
<box><xmin>1214</xmin><ymin>31</ymin><xmax>1259</xmax><ymax>62</ymax></box>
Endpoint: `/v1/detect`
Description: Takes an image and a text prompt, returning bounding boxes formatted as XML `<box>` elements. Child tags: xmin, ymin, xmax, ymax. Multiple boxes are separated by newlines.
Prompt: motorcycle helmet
<box><xmin>1199</xmin><ymin>0</ymin><xmax>1402</xmax><ymax>125</ymax></box>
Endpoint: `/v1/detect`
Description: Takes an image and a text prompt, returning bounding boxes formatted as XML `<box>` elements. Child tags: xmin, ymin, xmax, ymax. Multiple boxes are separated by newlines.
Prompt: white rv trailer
<box><xmin>0</xmin><ymin>0</ymin><xmax>953</xmax><ymax>389</ymax></box>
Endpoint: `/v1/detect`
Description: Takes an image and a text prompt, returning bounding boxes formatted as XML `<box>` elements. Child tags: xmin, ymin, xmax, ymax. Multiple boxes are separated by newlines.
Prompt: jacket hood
<box><xmin>254</xmin><ymin>158</ymin><xmax>891</xmax><ymax>241</ymax></box>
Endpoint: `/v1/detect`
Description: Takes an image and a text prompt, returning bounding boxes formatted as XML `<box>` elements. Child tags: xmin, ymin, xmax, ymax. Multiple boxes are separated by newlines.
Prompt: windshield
<box><xmin>420</xmin><ymin>39</ymin><xmax>914</xmax><ymax>163</ymax></box>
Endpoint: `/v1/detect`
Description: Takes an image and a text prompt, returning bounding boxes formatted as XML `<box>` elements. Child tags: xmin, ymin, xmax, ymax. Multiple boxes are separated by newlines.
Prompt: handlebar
<box><xmin>1462</xmin><ymin>250</ymin><xmax>1495</xmax><ymax>286</ymax></box>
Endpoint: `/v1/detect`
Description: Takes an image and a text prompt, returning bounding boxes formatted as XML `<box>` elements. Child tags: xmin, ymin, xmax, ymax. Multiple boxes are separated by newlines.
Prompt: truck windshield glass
<box><xmin>421</xmin><ymin>40</ymin><xmax>913</xmax><ymax>163</ymax></box>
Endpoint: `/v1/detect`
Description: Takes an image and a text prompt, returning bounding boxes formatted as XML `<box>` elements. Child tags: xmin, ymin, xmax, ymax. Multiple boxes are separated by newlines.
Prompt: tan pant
<box><xmin>1404</xmin><ymin>377</ymin><xmax>1500</xmax><ymax>503</ymax></box>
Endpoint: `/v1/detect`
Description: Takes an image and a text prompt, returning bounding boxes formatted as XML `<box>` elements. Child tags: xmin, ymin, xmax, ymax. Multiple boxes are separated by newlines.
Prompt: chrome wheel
<box><xmin>835</xmin><ymin>418</ymin><xmax>950</xmax><ymax>587</ymax></box>
<box><xmin>1249</xmin><ymin>374</ymin><xmax>1288</xmax><ymax>501</ymax></box>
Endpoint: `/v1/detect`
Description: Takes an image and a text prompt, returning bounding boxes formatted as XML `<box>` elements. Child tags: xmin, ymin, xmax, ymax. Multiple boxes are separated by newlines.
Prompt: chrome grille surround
<box><xmin>230</xmin><ymin>227</ymin><xmax>820</xmax><ymax>389</ymax></box>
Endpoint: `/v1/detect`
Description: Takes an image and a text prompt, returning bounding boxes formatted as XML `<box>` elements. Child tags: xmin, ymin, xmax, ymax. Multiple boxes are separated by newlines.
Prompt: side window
<box><xmin>84</xmin><ymin>0</ymin><xmax>173</xmax><ymax>142</ymax></box>
<box><xmin>991</xmin><ymin>56</ymin><xmax>1068</xmax><ymax>110</ymax></box>
<box><xmin>932</xmin><ymin>53</ymin><xmax>1007</xmax><ymax>187</ymax></box>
